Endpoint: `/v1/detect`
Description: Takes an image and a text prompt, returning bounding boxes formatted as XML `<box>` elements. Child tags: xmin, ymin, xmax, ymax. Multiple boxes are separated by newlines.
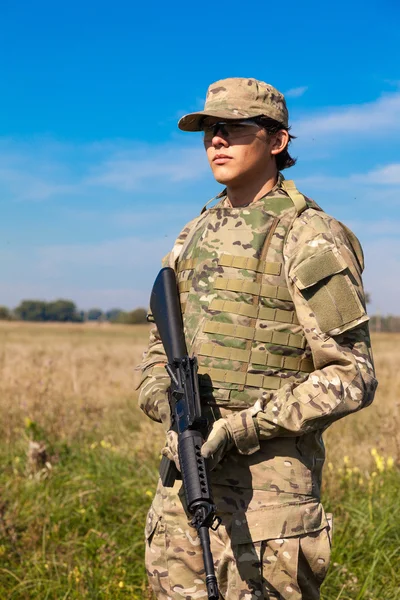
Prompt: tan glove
<box><xmin>158</xmin><ymin>387</ymin><xmax>180</xmax><ymax>471</ymax></box>
<box><xmin>161</xmin><ymin>430</ymin><xmax>180</xmax><ymax>471</ymax></box>
<box><xmin>201</xmin><ymin>411</ymin><xmax>260</xmax><ymax>470</ymax></box>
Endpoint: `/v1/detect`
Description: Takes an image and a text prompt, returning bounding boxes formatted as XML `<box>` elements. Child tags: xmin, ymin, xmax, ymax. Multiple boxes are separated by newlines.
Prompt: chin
<box><xmin>213</xmin><ymin>175</ymin><xmax>232</xmax><ymax>185</ymax></box>
<box><xmin>212</xmin><ymin>167</ymin><xmax>239</xmax><ymax>186</ymax></box>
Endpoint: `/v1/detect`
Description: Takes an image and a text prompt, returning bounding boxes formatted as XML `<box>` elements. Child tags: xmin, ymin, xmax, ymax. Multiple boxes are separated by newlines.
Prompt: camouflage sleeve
<box><xmin>137</xmin><ymin>325</ymin><xmax>171</xmax><ymax>425</ymax></box>
<box><xmin>252</xmin><ymin>209</ymin><xmax>378</xmax><ymax>439</ymax></box>
<box><xmin>137</xmin><ymin>217</ymin><xmax>200</xmax><ymax>424</ymax></box>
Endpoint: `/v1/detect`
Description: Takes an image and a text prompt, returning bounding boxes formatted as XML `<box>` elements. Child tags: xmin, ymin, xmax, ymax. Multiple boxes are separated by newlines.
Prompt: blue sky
<box><xmin>0</xmin><ymin>0</ymin><xmax>399</xmax><ymax>313</ymax></box>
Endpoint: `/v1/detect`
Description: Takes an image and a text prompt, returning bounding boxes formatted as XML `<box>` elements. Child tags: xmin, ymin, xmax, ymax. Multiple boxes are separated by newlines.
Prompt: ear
<box><xmin>270</xmin><ymin>130</ymin><xmax>289</xmax><ymax>155</ymax></box>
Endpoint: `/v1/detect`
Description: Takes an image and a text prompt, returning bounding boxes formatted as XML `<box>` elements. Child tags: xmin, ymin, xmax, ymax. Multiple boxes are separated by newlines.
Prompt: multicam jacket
<box><xmin>138</xmin><ymin>175</ymin><xmax>377</xmax><ymax>502</ymax></box>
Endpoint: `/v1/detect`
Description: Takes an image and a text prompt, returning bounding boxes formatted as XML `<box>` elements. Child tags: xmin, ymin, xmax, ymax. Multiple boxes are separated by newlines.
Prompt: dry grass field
<box><xmin>324</xmin><ymin>332</ymin><xmax>400</xmax><ymax>469</ymax></box>
<box><xmin>0</xmin><ymin>321</ymin><xmax>154</xmax><ymax>451</ymax></box>
<box><xmin>0</xmin><ymin>322</ymin><xmax>399</xmax><ymax>599</ymax></box>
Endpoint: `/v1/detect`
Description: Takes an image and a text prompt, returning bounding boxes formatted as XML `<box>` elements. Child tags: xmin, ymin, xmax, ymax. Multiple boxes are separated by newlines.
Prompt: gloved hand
<box><xmin>158</xmin><ymin>387</ymin><xmax>180</xmax><ymax>471</ymax></box>
<box><xmin>161</xmin><ymin>430</ymin><xmax>180</xmax><ymax>471</ymax></box>
<box><xmin>200</xmin><ymin>419</ymin><xmax>234</xmax><ymax>470</ymax></box>
<box><xmin>201</xmin><ymin>410</ymin><xmax>261</xmax><ymax>470</ymax></box>
<box><xmin>138</xmin><ymin>369</ymin><xmax>180</xmax><ymax>471</ymax></box>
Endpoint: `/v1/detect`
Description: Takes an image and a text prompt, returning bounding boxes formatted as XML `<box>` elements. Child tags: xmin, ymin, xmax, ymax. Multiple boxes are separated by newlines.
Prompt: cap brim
<box><xmin>178</xmin><ymin>109</ymin><xmax>255</xmax><ymax>132</ymax></box>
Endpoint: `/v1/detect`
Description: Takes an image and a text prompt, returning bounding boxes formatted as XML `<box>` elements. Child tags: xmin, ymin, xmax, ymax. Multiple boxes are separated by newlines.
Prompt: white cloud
<box><xmin>85</xmin><ymin>146</ymin><xmax>208</xmax><ymax>191</ymax></box>
<box><xmin>294</xmin><ymin>91</ymin><xmax>400</xmax><ymax>138</ymax></box>
<box><xmin>360</xmin><ymin>163</ymin><xmax>400</xmax><ymax>185</ymax></box>
<box><xmin>0</xmin><ymin>138</ymin><xmax>209</xmax><ymax>202</ymax></box>
<box><xmin>0</xmin><ymin>167</ymin><xmax>76</xmax><ymax>201</ymax></box>
<box><xmin>296</xmin><ymin>163</ymin><xmax>400</xmax><ymax>206</ymax></box>
<box><xmin>285</xmin><ymin>86</ymin><xmax>308</xmax><ymax>98</ymax></box>
<box><xmin>1</xmin><ymin>89</ymin><xmax>400</xmax><ymax>203</ymax></box>
<box><xmin>0</xmin><ymin>138</ymin><xmax>79</xmax><ymax>201</ymax></box>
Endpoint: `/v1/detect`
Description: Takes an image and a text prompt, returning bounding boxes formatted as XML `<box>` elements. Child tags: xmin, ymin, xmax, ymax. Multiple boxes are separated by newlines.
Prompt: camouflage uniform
<box><xmin>138</xmin><ymin>79</ymin><xmax>377</xmax><ymax>599</ymax></box>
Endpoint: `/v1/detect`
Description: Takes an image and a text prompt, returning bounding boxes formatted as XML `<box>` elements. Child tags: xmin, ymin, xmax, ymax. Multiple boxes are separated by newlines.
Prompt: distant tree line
<box><xmin>0</xmin><ymin>300</ymin><xmax>148</xmax><ymax>324</ymax></box>
<box><xmin>0</xmin><ymin>298</ymin><xmax>398</xmax><ymax>331</ymax></box>
<box><xmin>369</xmin><ymin>315</ymin><xmax>400</xmax><ymax>333</ymax></box>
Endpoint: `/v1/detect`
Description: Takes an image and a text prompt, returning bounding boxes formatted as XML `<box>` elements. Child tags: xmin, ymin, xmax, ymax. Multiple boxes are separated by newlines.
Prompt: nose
<box><xmin>211</xmin><ymin>131</ymin><xmax>229</xmax><ymax>147</ymax></box>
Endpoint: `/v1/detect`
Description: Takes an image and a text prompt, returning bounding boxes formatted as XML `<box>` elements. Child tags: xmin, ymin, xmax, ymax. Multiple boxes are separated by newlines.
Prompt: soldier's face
<box><xmin>203</xmin><ymin>120</ymin><xmax>280</xmax><ymax>186</ymax></box>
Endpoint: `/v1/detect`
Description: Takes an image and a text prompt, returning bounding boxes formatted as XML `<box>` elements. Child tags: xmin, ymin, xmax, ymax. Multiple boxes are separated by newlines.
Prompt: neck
<box><xmin>226</xmin><ymin>171</ymin><xmax>279</xmax><ymax>208</ymax></box>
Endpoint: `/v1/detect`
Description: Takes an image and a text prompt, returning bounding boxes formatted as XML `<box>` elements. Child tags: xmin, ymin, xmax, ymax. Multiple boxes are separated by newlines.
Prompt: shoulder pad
<box><xmin>305</xmin><ymin>197</ymin><xmax>324</xmax><ymax>212</ymax></box>
<box><xmin>338</xmin><ymin>221</ymin><xmax>365</xmax><ymax>272</ymax></box>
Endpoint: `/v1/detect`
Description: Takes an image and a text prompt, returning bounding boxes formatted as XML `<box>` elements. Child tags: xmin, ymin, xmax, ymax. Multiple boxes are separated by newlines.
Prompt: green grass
<box><xmin>0</xmin><ymin>439</ymin><xmax>158</xmax><ymax>599</ymax></box>
<box><xmin>1</xmin><ymin>435</ymin><xmax>399</xmax><ymax>599</ymax></box>
<box><xmin>321</xmin><ymin>462</ymin><xmax>400</xmax><ymax>599</ymax></box>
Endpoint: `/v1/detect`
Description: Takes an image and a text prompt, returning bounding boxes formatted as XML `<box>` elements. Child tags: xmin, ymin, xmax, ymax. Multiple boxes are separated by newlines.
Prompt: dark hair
<box><xmin>255</xmin><ymin>117</ymin><xmax>297</xmax><ymax>170</ymax></box>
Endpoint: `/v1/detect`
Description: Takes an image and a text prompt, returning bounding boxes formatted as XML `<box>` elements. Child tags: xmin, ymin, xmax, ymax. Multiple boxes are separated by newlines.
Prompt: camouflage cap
<box><xmin>178</xmin><ymin>77</ymin><xmax>289</xmax><ymax>132</ymax></box>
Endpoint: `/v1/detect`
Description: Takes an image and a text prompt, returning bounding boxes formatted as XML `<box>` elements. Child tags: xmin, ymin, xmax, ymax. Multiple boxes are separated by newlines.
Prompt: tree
<box><xmin>106</xmin><ymin>308</ymin><xmax>123</xmax><ymax>322</ymax></box>
<box><xmin>45</xmin><ymin>300</ymin><xmax>82</xmax><ymax>322</ymax></box>
<box><xmin>14</xmin><ymin>299</ymin><xmax>81</xmax><ymax>322</ymax></box>
<box><xmin>15</xmin><ymin>300</ymin><xmax>47</xmax><ymax>321</ymax></box>
<box><xmin>112</xmin><ymin>308</ymin><xmax>147</xmax><ymax>325</ymax></box>
<box><xmin>0</xmin><ymin>306</ymin><xmax>12</xmax><ymax>320</ymax></box>
<box><xmin>87</xmin><ymin>308</ymin><xmax>103</xmax><ymax>321</ymax></box>
<box><xmin>126</xmin><ymin>308</ymin><xmax>147</xmax><ymax>324</ymax></box>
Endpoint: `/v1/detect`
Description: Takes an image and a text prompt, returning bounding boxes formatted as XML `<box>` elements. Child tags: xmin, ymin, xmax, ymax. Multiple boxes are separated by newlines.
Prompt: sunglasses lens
<box><xmin>202</xmin><ymin>120</ymin><xmax>259</xmax><ymax>140</ymax></box>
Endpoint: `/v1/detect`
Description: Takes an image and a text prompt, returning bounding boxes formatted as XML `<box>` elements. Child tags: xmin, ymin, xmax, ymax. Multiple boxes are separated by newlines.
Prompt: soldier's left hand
<box><xmin>201</xmin><ymin>418</ymin><xmax>234</xmax><ymax>470</ymax></box>
<box><xmin>201</xmin><ymin>410</ymin><xmax>261</xmax><ymax>469</ymax></box>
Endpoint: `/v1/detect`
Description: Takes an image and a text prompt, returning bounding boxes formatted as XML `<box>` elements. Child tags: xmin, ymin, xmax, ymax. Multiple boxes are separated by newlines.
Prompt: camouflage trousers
<box><xmin>145</xmin><ymin>480</ymin><xmax>332</xmax><ymax>600</ymax></box>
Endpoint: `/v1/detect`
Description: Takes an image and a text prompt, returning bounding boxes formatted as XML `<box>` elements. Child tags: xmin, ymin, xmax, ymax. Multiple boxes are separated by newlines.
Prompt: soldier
<box><xmin>138</xmin><ymin>78</ymin><xmax>377</xmax><ymax>599</ymax></box>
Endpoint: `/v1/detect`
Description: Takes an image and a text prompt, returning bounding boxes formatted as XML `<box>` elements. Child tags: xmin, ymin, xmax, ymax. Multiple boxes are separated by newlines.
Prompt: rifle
<box><xmin>150</xmin><ymin>267</ymin><xmax>221</xmax><ymax>600</ymax></box>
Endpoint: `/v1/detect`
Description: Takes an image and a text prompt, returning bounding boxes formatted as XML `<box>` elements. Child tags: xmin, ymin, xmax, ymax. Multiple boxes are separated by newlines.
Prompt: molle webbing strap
<box><xmin>261</xmin><ymin>284</ymin><xmax>292</xmax><ymax>301</ymax></box>
<box><xmin>204</xmin><ymin>321</ymin><xmax>254</xmax><ymax>340</ymax></box>
<box><xmin>177</xmin><ymin>258</ymin><xmax>198</xmax><ymax>272</ymax></box>
<box><xmin>203</xmin><ymin>321</ymin><xmax>306</xmax><ymax>349</ymax></box>
<box><xmin>209</xmin><ymin>299</ymin><xmax>299</xmax><ymax>324</ymax></box>
<box><xmin>250</xmin><ymin>350</ymin><xmax>313</xmax><ymax>372</ymax></box>
<box><xmin>209</xmin><ymin>299</ymin><xmax>258</xmax><ymax>318</ymax></box>
<box><xmin>178</xmin><ymin>279</ymin><xmax>192</xmax><ymax>293</ymax></box>
<box><xmin>258</xmin><ymin>306</ymin><xmax>299</xmax><ymax>325</ymax></box>
<box><xmin>214</xmin><ymin>278</ymin><xmax>292</xmax><ymax>301</ymax></box>
<box><xmin>199</xmin><ymin>343</ymin><xmax>251</xmax><ymax>363</ymax></box>
<box><xmin>255</xmin><ymin>329</ymin><xmax>306</xmax><ymax>348</ymax></box>
<box><xmin>218</xmin><ymin>254</ymin><xmax>282</xmax><ymax>276</ymax></box>
<box><xmin>199</xmin><ymin>343</ymin><xmax>314</xmax><ymax>373</ymax></box>
<box><xmin>214</xmin><ymin>278</ymin><xmax>260</xmax><ymax>295</ymax></box>
<box><xmin>198</xmin><ymin>365</ymin><xmax>296</xmax><ymax>390</ymax></box>
<box><xmin>281</xmin><ymin>180</ymin><xmax>307</xmax><ymax>215</ymax></box>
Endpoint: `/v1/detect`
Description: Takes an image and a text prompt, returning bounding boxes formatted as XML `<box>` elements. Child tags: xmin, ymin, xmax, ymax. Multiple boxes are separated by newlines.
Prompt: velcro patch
<box><xmin>293</xmin><ymin>247</ymin><xmax>346</xmax><ymax>290</ymax></box>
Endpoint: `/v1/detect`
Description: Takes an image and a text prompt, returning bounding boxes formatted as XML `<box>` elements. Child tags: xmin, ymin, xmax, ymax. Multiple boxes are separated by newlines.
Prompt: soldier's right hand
<box><xmin>161</xmin><ymin>430</ymin><xmax>180</xmax><ymax>471</ymax></box>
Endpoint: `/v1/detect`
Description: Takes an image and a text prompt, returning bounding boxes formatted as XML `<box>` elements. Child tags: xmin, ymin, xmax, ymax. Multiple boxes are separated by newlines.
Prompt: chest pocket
<box><xmin>292</xmin><ymin>247</ymin><xmax>368</xmax><ymax>335</ymax></box>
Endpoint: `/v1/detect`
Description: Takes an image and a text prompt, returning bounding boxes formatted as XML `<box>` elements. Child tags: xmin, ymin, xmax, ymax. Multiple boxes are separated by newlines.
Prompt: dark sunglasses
<box><xmin>201</xmin><ymin>119</ymin><xmax>261</xmax><ymax>141</ymax></box>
